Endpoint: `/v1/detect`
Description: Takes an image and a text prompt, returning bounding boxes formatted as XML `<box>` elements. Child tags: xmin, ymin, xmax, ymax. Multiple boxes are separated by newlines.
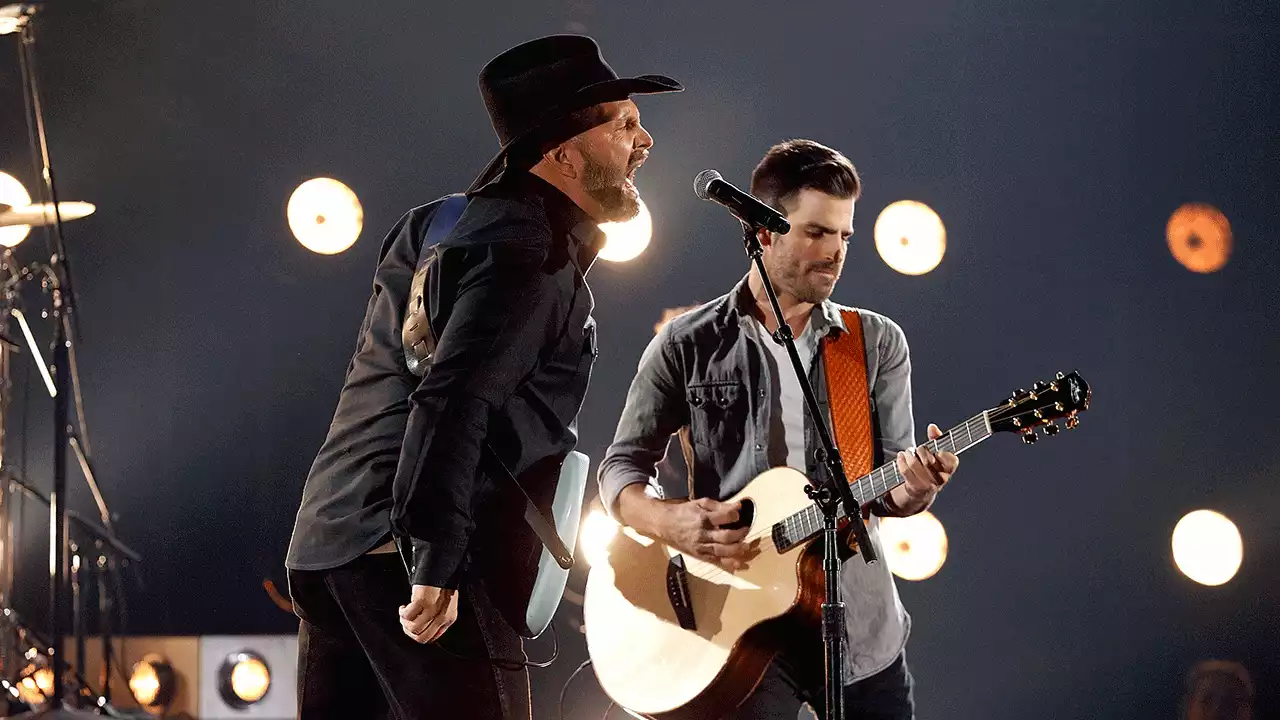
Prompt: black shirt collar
<box><xmin>484</xmin><ymin>171</ymin><xmax>606</xmax><ymax>261</ymax></box>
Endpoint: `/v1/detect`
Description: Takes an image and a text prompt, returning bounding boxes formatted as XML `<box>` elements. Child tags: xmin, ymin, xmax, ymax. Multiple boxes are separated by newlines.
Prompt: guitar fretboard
<box><xmin>772</xmin><ymin>412</ymin><xmax>992</xmax><ymax>551</ymax></box>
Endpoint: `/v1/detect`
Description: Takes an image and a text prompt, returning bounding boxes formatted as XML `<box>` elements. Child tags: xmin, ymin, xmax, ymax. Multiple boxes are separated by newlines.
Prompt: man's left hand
<box><xmin>896</xmin><ymin>423</ymin><xmax>960</xmax><ymax>502</ymax></box>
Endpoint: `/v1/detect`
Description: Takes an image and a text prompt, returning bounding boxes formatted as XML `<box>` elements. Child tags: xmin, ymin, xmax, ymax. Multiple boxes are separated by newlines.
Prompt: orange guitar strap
<box><xmin>822</xmin><ymin>309</ymin><xmax>875</xmax><ymax>503</ymax></box>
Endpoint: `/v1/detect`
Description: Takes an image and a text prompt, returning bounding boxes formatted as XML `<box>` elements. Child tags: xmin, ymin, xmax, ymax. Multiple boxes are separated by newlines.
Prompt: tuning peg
<box><xmin>1065</xmin><ymin>416</ymin><xmax>1080</xmax><ymax>430</ymax></box>
<box><xmin>1021</xmin><ymin>429</ymin><xmax>1037</xmax><ymax>445</ymax></box>
<box><xmin>1043</xmin><ymin>424</ymin><xmax>1060</xmax><ymax>436</ymax></box>
<box><xmin>1056</xmin><ymin>371</ymin><xmax>1065</xmax><ymax>379</ymax></box>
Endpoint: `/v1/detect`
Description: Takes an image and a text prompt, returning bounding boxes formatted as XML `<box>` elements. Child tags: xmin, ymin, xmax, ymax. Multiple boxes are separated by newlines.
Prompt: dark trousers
<box><xmin>288</xmin><ymin>553</ymin><xmax>530</xmax><ymax>720</ymax></box>
<box><xmin>728</xmin><ymin>651</ymin><xmax>915</xmax><ymax>720</ymax></box>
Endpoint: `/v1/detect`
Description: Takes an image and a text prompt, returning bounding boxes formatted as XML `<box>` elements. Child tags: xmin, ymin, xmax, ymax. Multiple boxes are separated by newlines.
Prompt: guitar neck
<box><xmin>839</xmin><ymin>411</ymin><xmax>993</xmax><ymax>519</ymax></box>
<box><xmin>771</xmin><ymin>412</ymin><xmax>995</xmax><ymax>551</ymax></box>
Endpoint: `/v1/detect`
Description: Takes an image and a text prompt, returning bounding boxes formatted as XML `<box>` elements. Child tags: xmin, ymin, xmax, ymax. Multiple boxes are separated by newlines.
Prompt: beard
<box><xmin>771</xmin><ymin>255</ymin><xmax>841</xmax><ymax>304</ymax></box>
<box><xmin>582</xmin><ymin>150</ymin><xmax>641</xmax><ymax>223</ymax></box>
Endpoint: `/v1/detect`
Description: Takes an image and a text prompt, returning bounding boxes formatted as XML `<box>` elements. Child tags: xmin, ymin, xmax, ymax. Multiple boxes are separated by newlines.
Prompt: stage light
<box><xmin>879</xmin><ymin>510</ymin><xmax>948</xmax><ymax>581</ymax></box>
<box><xmin>1172</xmin><ymin>509</ymin><xmax>1242</xmax><ymax>586</ymax></box>
<box><xmin>0</xmin><ymin>171</ymin><xmax>32</xmax><ymax>247</ymax></box>
<box><xmin>579</xmin><ymin>509</ymin><xmax>619</xmax><ymax>567</ymax></box>
<box><xmin>287</xmin><ymin>177</ymin><xmax>363</xmax><ymax>255</ymax></box>
<box><xmin>199</xmin><ymin>635</ymin><xmax>295</xmax><ymax>718</ymax></box>
<box><xmin>15</xmin><ymin>665</ymin><xmax>52</xmax><ymax>707</ymax></box>
<box><xmin>1167</xmin><ymin>203</ymin><xmax>1231</xmax><ymax>273</ymax></box>
<box><xmin>598</xmin><ymin>197</ymin><xmax>652</xmax><ymax>262</ymax></box>
<box><xmin>218</xmin><ymin>651</ymin><xmax>271</xmax><ymax>708</ymax></box>
<box><xmin>874</xmin><ymin>200</ymin><xmax>946</xmax><ymax>276</ymax></box>
<box><xmin>129</xmin><ymin>653</ymin><xmax>177</xmax><ymax>713</ymax></box>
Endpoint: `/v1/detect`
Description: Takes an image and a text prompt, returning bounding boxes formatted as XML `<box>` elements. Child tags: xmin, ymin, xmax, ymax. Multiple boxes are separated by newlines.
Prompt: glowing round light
<box><xmin>597</xmin><ymin>197</ymin><xmax>652</xmax><ymax>262</ymax></box>
<box><xmin>879</xmin><ymin>510</ymin><xmax>948</xmax><ymax>581</ymax></box>
<box><xmin>0</xmin><ymin>171</ymin><xmax>33</xmax><ymax>248</ymax></box>
<box><xmin>16</xmin><ymin>666</ymin><xmax>52</xmax><ymax>707</ymax></box>
<box><xmin>231</xmin><ymin>659</ymin><xmax>270</xmax><ymax>702</ymax></box>
<box><xmin>874</xmin><ymin>200</ymin><xmax>946</xmax><ymax>276</ymax></box>
<box><xmin>287</xmin><ymin>177</ymin><xmax>363</xmax><ymax>255</ymax></box>
<box><xmin>579</xmin><ymin>509</ymin><xmax>620</xmax><ymax>567</ymax></box>
<box><xmin>1167</xmin><ymin>203</ymin><xmax>1231</xmax><ymax>273</ymax></box>
<box><xmin>129</xmin><ymin>663</ymin><xmax>160</xmax><ymax>705</ymax></box>
<box><xmin>218</xmin><ymin>652</ymin><xmax>271</xmax><ymax>707</ymax></box>
<box><xmin>129</xmin><ymin>654</ymin><xmax>176</xmax><ymax>711</ymax></box>
<box><xmin>1172</xmin><ymin>509</ymin><xmax>1242</xmax><ymax>586</ymax></box>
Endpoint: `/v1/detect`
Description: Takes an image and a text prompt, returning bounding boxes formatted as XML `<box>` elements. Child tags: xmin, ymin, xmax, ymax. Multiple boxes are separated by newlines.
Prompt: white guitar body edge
<box><xmin>584</xmin><ymin>467</ymin><xmax>818</xmax><ymax>716</ymax></box>
<box><xmin>524</xmin><ymin>450</ymin><xmax>590</xmax><ymax>638</ymax></box>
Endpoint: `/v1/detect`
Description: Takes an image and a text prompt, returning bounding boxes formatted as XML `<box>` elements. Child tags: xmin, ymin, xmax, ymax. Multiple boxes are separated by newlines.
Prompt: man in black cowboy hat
<box><xmin>285</xmin><ymin>35</ymin><xmax>680</xmax><ymax>719</ymax></box>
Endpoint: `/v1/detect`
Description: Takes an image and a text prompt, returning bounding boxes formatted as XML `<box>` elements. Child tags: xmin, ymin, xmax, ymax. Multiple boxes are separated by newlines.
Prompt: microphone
<box><xmin>694</xmin><ymin>170</ymin><xmax>791</xmax><ymax>234</ymax></box>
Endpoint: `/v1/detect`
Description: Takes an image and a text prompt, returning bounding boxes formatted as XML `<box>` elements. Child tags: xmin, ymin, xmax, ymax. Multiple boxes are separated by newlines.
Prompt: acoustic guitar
<box><xmin>584</xmin><ymin>371</ymin><xmax>1091</xmax><ymax>718</ymax></box>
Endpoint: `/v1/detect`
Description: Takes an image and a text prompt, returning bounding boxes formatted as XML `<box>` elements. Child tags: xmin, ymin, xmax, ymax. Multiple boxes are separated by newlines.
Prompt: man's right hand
<box><xmin>398</xmin><ymin>584</ymin><xmax>459</xmax><ymax>644</ymax></box>
<box><xmin>657</xmin><ymin>497</ymin><xmax>760</xmax><ymax>571</ymax></box>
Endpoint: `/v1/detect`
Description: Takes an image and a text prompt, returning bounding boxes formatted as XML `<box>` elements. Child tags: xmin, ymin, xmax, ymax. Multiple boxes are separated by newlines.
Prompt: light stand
<box><xmin>3</xmin><ymin>4</ymin><xmax>132</xmax><ymax>716</ymax></box>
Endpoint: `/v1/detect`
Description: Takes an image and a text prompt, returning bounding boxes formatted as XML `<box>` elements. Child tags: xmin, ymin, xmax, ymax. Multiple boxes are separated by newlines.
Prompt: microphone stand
<box><xmin>740</xmin><ymin>223</ymin><xmax>876</xmax><ymax>720</ymax></box>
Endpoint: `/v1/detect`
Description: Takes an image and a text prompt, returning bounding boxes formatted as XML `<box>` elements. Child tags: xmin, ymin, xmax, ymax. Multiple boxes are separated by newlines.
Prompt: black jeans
<box><xmin>728</xmin><ymin>651</ymin><xmax>915</xmax><ymax>720</ymax></box>
<box><xmin>288</xmin><ymin>553</ymin><xmax>530</xmax><ymax>719</ymax></box>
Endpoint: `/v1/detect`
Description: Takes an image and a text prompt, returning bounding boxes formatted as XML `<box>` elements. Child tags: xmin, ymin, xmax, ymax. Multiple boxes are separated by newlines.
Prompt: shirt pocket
<box><xmin>687</xmin><ymin>380</ymin><xmax>747</xmax><ymax>453</ymax></box>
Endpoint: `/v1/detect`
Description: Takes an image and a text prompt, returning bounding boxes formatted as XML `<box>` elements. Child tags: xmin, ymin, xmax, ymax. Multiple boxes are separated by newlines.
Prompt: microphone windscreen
<box><xmin>693</xmin><ymin>169</ymin><xmax>721</xmax><ymax>200</ymax></box>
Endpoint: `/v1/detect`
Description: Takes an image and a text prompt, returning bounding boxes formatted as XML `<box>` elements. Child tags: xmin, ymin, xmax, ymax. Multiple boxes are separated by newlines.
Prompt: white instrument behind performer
<box><xmin>525</xmin><ymin>450</ymin><xmax>589</xmax><ymax>637</ymax></box>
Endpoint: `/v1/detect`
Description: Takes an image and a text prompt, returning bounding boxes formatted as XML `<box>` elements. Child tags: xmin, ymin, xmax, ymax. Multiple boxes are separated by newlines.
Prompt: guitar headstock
<box><xmin>988</xmin><ymin>371</ymin><xmax>1091</xmax><ymax>444</ymax></box>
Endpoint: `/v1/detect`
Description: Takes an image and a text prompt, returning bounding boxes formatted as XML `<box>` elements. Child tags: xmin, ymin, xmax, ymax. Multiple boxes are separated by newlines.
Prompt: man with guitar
<box><xmin>285</xmin><ymin>35</ymin><xmax>680</xmax><ymax>719</ymax></box>
<box><xmin>598</xmin><ymin>139</ymin><xmax>958</xmax><ymax>719</ymax></box>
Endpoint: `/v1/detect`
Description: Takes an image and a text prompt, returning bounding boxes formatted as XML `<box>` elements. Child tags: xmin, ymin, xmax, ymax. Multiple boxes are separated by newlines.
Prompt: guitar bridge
<box><xmin>666</xmin><ymin>555</ymin><xmax>697</xmax><ymax>631</ymax></box>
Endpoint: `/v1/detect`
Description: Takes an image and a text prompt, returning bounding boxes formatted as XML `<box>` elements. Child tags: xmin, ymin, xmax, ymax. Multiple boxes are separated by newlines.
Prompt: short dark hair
<box><xmin>749</xmin><ymin>139</ymin><xmax>861</xmax><ymax>215</ymax></box>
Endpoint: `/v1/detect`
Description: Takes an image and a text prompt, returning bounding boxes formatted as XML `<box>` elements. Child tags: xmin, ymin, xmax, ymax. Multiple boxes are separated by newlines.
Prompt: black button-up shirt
<box><xmin>287</xmin><ymin>172</ymin><xmax>602</xmax><ymax>589</ymax></box>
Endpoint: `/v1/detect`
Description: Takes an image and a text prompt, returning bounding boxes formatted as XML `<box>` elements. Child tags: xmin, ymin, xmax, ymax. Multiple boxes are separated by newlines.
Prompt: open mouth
<box><xmin>625</xmin><ymin>154</ymin><xmax>646</xmax><ymax>186</ymax></box>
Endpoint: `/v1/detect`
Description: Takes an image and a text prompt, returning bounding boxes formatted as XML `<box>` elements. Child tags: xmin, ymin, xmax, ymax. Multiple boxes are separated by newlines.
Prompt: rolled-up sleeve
<box><xmin>597</xmin><ymin>324</ymin><xmax>688</xmax><ymax>518</ymax></box>
<box><xmin>390</xmin><ymin>238</ymin><xmax>559</xmax><ymax>588</ymax></box>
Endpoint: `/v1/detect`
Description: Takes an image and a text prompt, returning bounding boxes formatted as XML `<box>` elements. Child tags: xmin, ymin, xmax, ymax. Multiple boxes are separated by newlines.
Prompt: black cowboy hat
<box><xmin>469</xmin><ymin>35</ymin><xmax>683</xmax><ymax>191</ymax></box>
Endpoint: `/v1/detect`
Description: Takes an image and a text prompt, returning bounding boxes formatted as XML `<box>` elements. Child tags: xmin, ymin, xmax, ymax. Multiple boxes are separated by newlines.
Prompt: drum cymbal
<box><xmin>0</xmin><ymin>201</ymin><xmax>96</xmax><ymax>229</ymax></box>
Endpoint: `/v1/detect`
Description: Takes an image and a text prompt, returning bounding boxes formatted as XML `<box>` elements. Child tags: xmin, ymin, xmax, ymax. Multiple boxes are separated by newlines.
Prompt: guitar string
<box><xmin>685</xmin><ymin>415</ymin><xmax>988</xmax><ymax>583</ymax></box>
<box><xmin>673</xmin><ymin>406</ymin><xmax>1071</xmax><ymax>582</ymax></box>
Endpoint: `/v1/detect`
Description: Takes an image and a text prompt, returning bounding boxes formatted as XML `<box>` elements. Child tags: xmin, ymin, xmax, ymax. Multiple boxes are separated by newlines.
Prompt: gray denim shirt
<box><xmin>598</xmin><ymin>275</ymin><xmax>916</xmax><ymax>684</ymax></box>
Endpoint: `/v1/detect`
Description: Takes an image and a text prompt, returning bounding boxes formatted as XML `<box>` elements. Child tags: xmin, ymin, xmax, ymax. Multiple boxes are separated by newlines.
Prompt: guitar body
<box><xmin>585</xmin><ymin>467</ymin><xmax>826</xmax><ymax>718</ymax></box>
<box><xmin>523</xmin><ymin>449</ymin><xmax>589</xmax><ymax>637</ymax></box>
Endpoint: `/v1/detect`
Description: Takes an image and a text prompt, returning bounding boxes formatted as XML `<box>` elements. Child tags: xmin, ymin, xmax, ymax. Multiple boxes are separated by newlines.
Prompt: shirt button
<box><xmin>755</xmin><ymin>444</ymin><xmax>763</xmax><ymax>451</ymax></box>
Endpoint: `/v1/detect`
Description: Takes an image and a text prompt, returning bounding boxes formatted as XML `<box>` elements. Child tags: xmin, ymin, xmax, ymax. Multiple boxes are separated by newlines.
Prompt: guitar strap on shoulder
<box><xmin>403</xmin><ymin>194</ymin><xmax>575</xmax><ymax>570</ymax></box>
<box><xmin>822</xmin><ymin>309</ymin><xmax>876</xmax><ymax>490</ymax></box>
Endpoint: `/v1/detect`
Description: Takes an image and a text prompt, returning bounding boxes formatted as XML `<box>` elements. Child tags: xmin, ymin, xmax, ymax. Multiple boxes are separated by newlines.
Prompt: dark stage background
<box><xmin>1</xmin><ymin>1</ymin><xmax>1277</xmax><ymax>718</ymax></box>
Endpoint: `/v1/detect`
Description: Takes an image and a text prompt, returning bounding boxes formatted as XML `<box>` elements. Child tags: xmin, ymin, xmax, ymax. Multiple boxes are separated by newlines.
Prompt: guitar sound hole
<box><xmin>720</xmin><ymin>499</ymin><xmax>754</xmax><ymax>531</ymax></box>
